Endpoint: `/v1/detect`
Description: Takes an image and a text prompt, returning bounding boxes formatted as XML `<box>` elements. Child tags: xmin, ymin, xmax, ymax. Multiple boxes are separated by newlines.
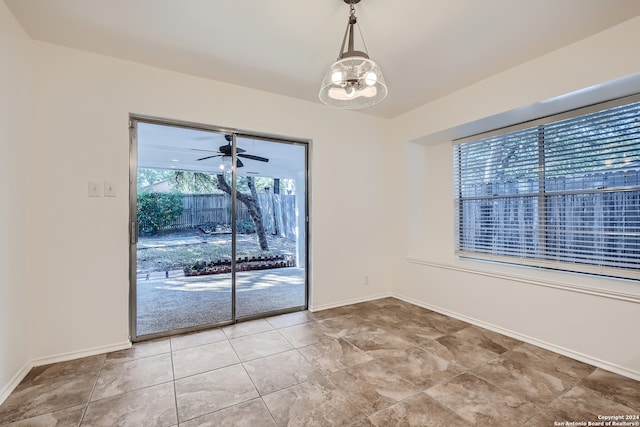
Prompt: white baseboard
<box><xmin>393</xmin><ymin>292</ymin><xmax>640</xmax><ymax>382</ymax></box>
<box><xmin>0</xmin><ymin>340</ymin><xmax>131</xmax><ymax>406</ymax></box>
<box><xmin>30</xmin><ymin>341</ymin><xmax>131</xmax><ymax>368</ymax></box>
<box><xmin>309</xmin><ymin>291</ymin><xmax>392</xmax><ymax>312</ymax></box>
<box><xmin>0</xmin><ymin>361</ymin><xmax>32</xmax><ymax>405</ymax></box>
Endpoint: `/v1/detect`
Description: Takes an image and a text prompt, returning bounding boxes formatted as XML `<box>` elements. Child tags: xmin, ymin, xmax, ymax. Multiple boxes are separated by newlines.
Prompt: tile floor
<box><xmin>0</xmin><ymin>298</ymin><xmax>638</xmax><ymax>426</ymax></box>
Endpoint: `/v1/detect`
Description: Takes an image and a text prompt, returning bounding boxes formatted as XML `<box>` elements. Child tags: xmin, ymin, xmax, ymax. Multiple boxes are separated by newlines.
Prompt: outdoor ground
<box><xmin>135</xmin><ymin>228</ymin><xmax>304</xmax><ymax>337</ymax></box>
<box><xmin>137</xmin><ymin>228</ymin><xmax>296</xmax><ymax>274</ymax></box>
<box><xmin>136</xmin><ymin>267</ymin><xmax>306</xmax><ymax>336</ymax></box>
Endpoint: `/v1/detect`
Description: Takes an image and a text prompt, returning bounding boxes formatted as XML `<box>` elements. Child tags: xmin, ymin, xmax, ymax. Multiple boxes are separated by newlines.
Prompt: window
<box><xmin>454</xmin><ymin>95</ymin><xmax>640</xmax><ymax>280</ymax></box>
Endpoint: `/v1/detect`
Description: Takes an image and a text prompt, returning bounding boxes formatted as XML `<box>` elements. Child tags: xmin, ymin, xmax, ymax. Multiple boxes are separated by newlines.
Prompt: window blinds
<box><xmin>454</xmin><ymin>96</ymin><xmax>640</xmax><ymax>279</ymax></box>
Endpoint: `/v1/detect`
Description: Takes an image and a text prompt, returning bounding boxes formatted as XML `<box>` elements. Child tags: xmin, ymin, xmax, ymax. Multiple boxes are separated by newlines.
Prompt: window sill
<box><xmin>406</xmin><ymin>257</ymin><xmax>640</xmax><ymax>303</ymax></box>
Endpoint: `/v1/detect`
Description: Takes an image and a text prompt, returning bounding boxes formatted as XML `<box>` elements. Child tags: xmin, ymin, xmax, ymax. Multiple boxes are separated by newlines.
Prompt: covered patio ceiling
<box><xmin>137</xmin><ymin>122</ymin><xmax>305</xmax><ymax>179</ymax></box>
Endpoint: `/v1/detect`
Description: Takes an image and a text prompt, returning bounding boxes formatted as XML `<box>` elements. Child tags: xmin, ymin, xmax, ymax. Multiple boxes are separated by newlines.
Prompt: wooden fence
<box><xmin>164</xmin><ymin>193</ymin><xmax>298</xmax><ymax>240</ymax></box>
<box><xmin>457</xmin><ymin>171</ymin><xmax>640</xmax><ymax>267</ymax></box>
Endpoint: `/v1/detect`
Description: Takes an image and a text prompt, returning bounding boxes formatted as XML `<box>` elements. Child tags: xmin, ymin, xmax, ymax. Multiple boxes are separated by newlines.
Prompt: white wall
<box><xmin>390</xmin><ymin>16</ymin><xmax>640</xmax><ymax>379</ymax></box>
<box><xmin>0</xmin><ymin>1</ymin><xmax>32</xmax><ymax>401</ymax></box>
<box><xmin>25</xmin><ymin>40</ymin><xmax>391</xmax><ymax>360</ymax></box>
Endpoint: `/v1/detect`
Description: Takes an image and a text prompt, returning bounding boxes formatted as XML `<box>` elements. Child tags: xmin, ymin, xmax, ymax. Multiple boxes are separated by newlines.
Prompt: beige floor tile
<box><xmin>1</xmin><ymin>404</ymin><xmax>84</xmax><ymax>427</ymax></box>
<box><xmin>368</xmin><ymin>297</ymin><xmax>416</xmax><ymax>310</ymax></box>
<box><xmin>179</xmin><ymin>398</ymin><xmax>276</xmax><ymax>427</ymax></box>
<box><xmin>229</xmin><ymin>330</ymin><xmax>293</xmax><ymax>361</ymax></box>
<box><xmin>172</xmin><ymin>340</ymin><xmax>239</xmax><ymax>379</ymax></box>
<box><xmin>222</xmin><ymin>318</ymin><xmax>274</xmax><ymax>339</ymax></box>
<box><xmin>106</xmin><ymin>338</ymin><xmax>171</xmax><ymax>361</ymax></box>
<box><xmin>523</xmin><ymin>411</ymin><xmax>567</xmax><ymax>426</ymax></box>
<box><xmin>278</xmin><ymin>321</ymin><xmax>331</xmax><ymax>348</ymax></box>
<box><xmin>265</xmin><ymin>311</ymin><xmax>311</xmax><ymax>329</ymax></box>
<box><xmin>368</xmin><ymin>392</ymin><xmax>472</xmax><ymax>427</ymax></box>
<box><xmin>414</xmin><ymin>311</ymin><xmax>471</xmax><ymax>335</ymax></box>
<box><xmin>416</xmin><ymin>334</ymin><xmax>501</xmax><ymax>369</ymax></box>
<box><xmin>91</xmin><ymin>353</ymin><xmax>173</xmax><ymax>401</ymax></box>
<box><xmin>543</xmin><ymin>385</ymin><xmax>638</xmax><ymax>423</ymax></box>
<box><xmin>453</xmin><ymin>325</ymin><xmax>522</xmax><ymax>354</ymax></box>
<box><xmin>243</xmin><ymin>349</ymin><xmax>322</xmax><ymax>395</ymax></box>
<box><xmin>169</xmin><ymin>328</ymin><xmax>227</xmax><ymax>351</ymax></box>
<box><xmin>317</xmin><ymin>314</ymin><xmax>371</xmax><ymax>338</ymax></box>
<box><xmin>262</xmin><ymin>377</ymin><xmax>363</xmax><ymax>426</ymax></box>
<box><xmin>82</xmin><ymin>382</ymin><xmax>177</xmax><ymax>427</ymax></box>
<box><xmin>0</xmin><ymin>372</ymin><xmax>96</xmax><ymax>425</ymax></box>
<box><xmin>174</xmin><ymin>364</ymin><xmax>259</xmax><ymax>422</ymax></box>
<box><xmin>472</xmin><ymin>343</ymin><xmax>594</xmax><ymax>406</ymax></box>
<box><xmin>374</xmin><ymin>346</ymin><xmax>466</xmax><ymax>388</ymax></box>
<box><xmin>21</xmin><ymin>355</ymin><xmax>105</xmax><ymax>384</ymax></box>
<box><xmin>344</xmin><ymin>326</ymin><xmax>414</xmax><ymax>358</ymax></box>
<box><xmin>305</xmin><ymin>306</ymin><xmax>352</xmax><ymax>321</ymax></box>
<box><xmin>426</xmin><ymin>372</ymin><xmax>539</xmax><ymax>426</ymax></box>
<box><xmin>580</xmin><ymin>368</ymin><xmax>640</xmax><ymax>411</ymax></box>
<box><xmin>328</xmin><ymin>357</ymin><xmax>427</xmax><ymax>416</ymax></box>
<box><xmin>385</xmin><ymin>318</ymin><xmax>449</xmax><ymax>343</ymax></box>
<box><xmin>517</xmin><ymin>343</ymin><xmax>595</xmax><ymax>379</ymax></box>
<box><xmin>349</xmin><ymin>418</ymin><xmax>376</xmax><ymax>426</ymax></box>
<box><xmin>349</xmin><ymin>305</ymin><xmax>409</xmax><ymax>326</ymax></box>
<box><xmin>297</xmin><ymin>337</ymin><xmax>373</xmax><ymax>373</ymax></box>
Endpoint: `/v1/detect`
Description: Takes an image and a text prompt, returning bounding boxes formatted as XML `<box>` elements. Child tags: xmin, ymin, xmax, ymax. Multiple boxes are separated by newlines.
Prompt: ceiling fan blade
<box><xmin>238</xmin><ymin>153</ymin><xmax>269</xmax><ymax>162</ymax></box>
<box><xmin>236</xmin><ymin>158</ymin><xmax>244</xmax><ymax>168</ymax></box>
<box><xmin>219</xmin><ymin>144</ymin><xmax>246</xmax><ymax>155</ymax></box>
<box><xmin>195</xmin><ymin>154</ymin><xmax>223</xmax><ymax>161</ymax></box>
<box><xmin>190</xmin><ymin>148</ymin><xmax>220</xmax><ymax>153</ymax></box>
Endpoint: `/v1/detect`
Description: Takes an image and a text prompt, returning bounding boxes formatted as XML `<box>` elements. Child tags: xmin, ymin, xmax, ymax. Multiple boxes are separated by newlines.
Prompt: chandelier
<box><xmin>319</xmin><ymin>0</ymin><xmax>387</xmax><ymax>109</ymax></box>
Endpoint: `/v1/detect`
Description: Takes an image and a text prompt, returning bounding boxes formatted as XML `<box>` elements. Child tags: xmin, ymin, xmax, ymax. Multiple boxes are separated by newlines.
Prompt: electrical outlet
<box><xmin>364</xmin><ymin>275</ymin><xmax>369</xmax><ymax>286</ymax></box>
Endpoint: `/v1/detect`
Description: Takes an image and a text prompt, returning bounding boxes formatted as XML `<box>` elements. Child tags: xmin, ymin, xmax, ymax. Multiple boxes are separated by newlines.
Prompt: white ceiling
<box><xmin>5</xmin><ymin>0</ymin><xmax>640</xmax><ymax>118</ymax></box>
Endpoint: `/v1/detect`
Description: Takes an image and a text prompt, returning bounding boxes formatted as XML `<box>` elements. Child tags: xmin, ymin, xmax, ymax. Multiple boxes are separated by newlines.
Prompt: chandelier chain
<box><xmin>356</xmin><ymin>19</ymin><xmax>369</xmax><ymax>56</ymax></box>
<box><xmin>337</xmin><ymin>1</ymin><xmax>370</xmax><ymax>58</ymax></box>
<box><xmin>337</xmin><ymin>17</ymin><xmax>351</xmax><ymax>59</ymax></box>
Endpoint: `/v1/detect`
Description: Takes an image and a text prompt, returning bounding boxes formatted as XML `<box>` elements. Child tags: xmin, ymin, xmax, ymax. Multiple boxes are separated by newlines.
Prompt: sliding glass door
<box><xmin>129</xmin><ymin>117</ymin><xmax>308</xmax><ymax>340</ymax></box>
<box><xmin>233</xmin><ymin>136</ymin><xmax>307</xmax><ymax>318</ymax></box>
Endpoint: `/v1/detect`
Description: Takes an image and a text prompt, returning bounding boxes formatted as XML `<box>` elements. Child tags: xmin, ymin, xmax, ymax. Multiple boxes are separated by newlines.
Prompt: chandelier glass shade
<box><xmin>319</xmin><ymin>0</ymin><xmax>387</xmax><ymax>109</ymax></box>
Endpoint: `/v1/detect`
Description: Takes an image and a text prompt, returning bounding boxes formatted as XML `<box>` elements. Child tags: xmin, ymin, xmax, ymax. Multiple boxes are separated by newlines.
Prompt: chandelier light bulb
<box><xmin>221</xmin><ymin>155</ymin><xmax>234</xmax><ymax>172</ymax></box>
<box><xmin>345</xmin><ymin>85</ymin><xmax>356</xmax><ymax>98</ymax></box>
<box><xmin>318</xmin><ymin>0</ymin><xmax>387</xmax><ymax>109</ymax></box>
<box><xmin>365</xmin><ymin>71</ymin><xmax>377</xmax><ymax>86</ymax></box>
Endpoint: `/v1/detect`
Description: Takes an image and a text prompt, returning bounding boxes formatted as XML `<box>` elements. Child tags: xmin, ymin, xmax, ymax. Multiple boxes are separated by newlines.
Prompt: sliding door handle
<box><xmin>130</xmin><ymin>221</ymin><xmax>138</xmax><ymax>244</ymax></box>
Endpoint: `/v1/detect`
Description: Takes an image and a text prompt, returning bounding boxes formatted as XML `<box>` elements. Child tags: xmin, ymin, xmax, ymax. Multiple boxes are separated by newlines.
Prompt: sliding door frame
<box><xmin>128</xmin><ymin>114</ymin><xmax>310</xmax><ymax>342</ymax></box>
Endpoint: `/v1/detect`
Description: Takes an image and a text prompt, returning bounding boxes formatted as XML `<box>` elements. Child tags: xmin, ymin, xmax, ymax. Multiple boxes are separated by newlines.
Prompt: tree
<box><xmin>172</xmin><ymin>170</ymin><xmax>270</xmax><ymax>251</ymax></box>
<box><xmin>172</xmin><ymin>171</ymin><xmax>217</xmax><ymax>193</ymax></box>
<box><xmin>216</xmin><ymin>174</ymin><xmax>269</xmax><ymax>251</ymax></box>
<box><xmin>137</xmin><ymin>168</ymin><xmax>175</xmax><ymax>191</ymax></box>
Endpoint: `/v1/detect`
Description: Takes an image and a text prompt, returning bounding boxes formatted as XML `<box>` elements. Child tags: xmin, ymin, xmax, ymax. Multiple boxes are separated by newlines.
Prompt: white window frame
<box><xmin>454</xmin><ymin>94</ymin><xmax>640</xmax><ymax>281</ymax></box>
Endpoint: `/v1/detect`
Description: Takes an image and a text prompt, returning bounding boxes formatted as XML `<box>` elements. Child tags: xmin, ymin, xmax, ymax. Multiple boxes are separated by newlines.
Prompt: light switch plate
<box><xmin>88</xmin><ymin>181</ymin><xmax>102</xmax><ymax>197</ymax></box>
<box><xmin>104</xmin><ymin>181</ymin><xmax>117</xmax><ymax>197</ymax></box>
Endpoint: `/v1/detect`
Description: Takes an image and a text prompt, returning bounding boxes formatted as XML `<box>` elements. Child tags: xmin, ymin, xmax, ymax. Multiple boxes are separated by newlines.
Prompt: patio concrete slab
<box><xmin>136</xmin><ymin>267</ymin><xmax>306</xmax><ymax>336</ymax></box>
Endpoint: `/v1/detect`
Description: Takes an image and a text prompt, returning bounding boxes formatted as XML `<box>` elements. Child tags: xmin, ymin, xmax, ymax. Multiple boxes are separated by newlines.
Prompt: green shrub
<box><xmin>236</xmin><ymin>219</ymin><xmax>256</xmax><ymax>234</ymax></box>
<box><xmin>137</xmin><ymin>192</ymin><xmax>183</xmax><ymax>235</ymax></box>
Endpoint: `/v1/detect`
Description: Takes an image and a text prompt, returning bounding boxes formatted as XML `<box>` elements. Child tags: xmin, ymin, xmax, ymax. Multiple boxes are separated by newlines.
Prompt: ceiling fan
<box><xmin>194</xmin><ymin>135</ymin><xmax>269</xmax><ymax>168</ymax></box>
